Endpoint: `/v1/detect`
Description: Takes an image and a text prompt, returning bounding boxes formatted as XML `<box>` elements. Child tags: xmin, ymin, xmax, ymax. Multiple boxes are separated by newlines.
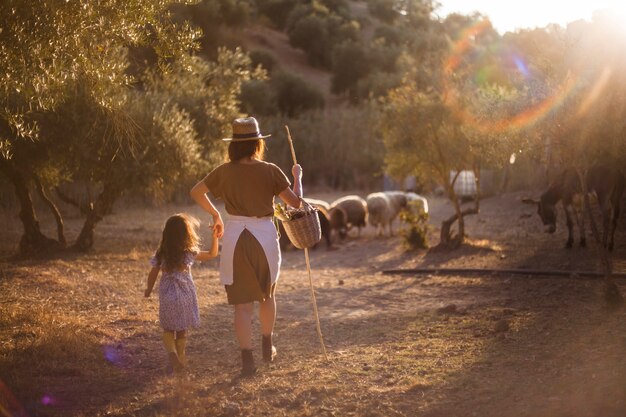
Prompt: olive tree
<box><xmin>0</xmin><ymin>1</ymin><xmax>258</xmax><ymax>255</ymax></box>
<box><xmin>380</xmin><ymin>14</ymin><xmax>521</xmax><ymax>248</ymax></box>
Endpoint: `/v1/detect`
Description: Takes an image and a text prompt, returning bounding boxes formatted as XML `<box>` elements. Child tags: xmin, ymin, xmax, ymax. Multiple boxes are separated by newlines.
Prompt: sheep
<box><xmin>383</xmin><ymin>191</ymin><xmax>409</xmax><ymax>218</ymax></box>
<box><xmin>304</xmin><ymin>197</ymin><xmax>331</xmax><ymax>211</ymax></box>
<box><xmin>304</xmin><ymin>198</ymin><xmax>347</xmax><ymax>248</ymax></box>
<box><xmin>366</xmin><ymin>192</ymin><xmax>395</xmax><ymax>236</ymax></box>
<box><xmin>330</xmin><ymin>195</ymin><xmax>368</xmax><ymax>238</ymax></box>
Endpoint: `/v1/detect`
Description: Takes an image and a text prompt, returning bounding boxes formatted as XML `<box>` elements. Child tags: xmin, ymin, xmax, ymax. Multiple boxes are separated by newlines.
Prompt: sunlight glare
<box><xmin>438</xmin><ymin>0</ymin><xmax>626</xmax><ymax>34</ymax></box>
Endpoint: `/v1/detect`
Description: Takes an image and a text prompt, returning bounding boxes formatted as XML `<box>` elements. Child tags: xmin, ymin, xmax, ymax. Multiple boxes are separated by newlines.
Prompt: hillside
<box><xmin>239</xmin><ymin>0</ymin><xmax>384</xmax><ymax>109</ymax></box>
<box><xmin>241</xmin><ymin>24</ymin><xmax>335</xmax><ymax>102</ymax></box>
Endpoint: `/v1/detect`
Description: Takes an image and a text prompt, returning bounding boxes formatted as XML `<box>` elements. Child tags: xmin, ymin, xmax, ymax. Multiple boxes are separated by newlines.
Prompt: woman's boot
<box><xmin>262</xmin><ymin>334</ymin><xmax>277</xmax><ymax>363</ymax></box>
<box><xmin>241</xmin><ymin>349</ymin><xmax>256</xmax><ymax>376</ymax></box>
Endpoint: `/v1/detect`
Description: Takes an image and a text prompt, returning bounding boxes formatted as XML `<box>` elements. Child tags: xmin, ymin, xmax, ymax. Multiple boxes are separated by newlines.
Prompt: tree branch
<box><xmin>34</xmin><ymin>175</ymin><xmax>66</xmax><ymax>246</ymax></box>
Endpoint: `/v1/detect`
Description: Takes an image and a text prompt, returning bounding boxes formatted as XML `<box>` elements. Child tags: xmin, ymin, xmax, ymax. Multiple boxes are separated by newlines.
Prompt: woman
<box><xmin>190</xmin><ymin>117</ymin><xmax>302</xmax><ymax>376</ymax></box>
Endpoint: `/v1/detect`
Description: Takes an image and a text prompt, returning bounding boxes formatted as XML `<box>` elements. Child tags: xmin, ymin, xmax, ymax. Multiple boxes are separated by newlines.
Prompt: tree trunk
<box><xmin>34</xmin><ymin>175</ymin><xmax>66</xmax><ymax>246</ymax></box>
<box><xmin>439</xmin><ymin>167</ymin><xmax>481</xmax><ymax>249</ymax></box>
<box><xmin>0</xmin><ymin>158</ymin><xmax>62</xmax><ymax>256</ymax></box>
<box><xmin>72</xmin><ymin>183</ymin><xmax>119</xmax><ymax>251</ymax></box>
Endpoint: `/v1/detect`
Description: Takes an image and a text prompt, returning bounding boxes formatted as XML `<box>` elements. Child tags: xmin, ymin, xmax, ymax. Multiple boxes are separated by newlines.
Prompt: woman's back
<box><xmin>203</xmin><ymin>161</ymin><xmax>289</xmax><ymax>217</ymax></box>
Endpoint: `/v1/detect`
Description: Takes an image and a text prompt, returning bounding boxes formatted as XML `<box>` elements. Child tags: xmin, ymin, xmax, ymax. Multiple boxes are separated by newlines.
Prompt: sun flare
<box><xmin>439</xmin><ymin>0</ymin><xmax>626</xmax><ymax>34</ymax></box>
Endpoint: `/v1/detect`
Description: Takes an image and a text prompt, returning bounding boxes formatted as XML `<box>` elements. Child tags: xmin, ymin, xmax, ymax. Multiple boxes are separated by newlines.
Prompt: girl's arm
<box><xmin>144</xmin><ymin>267</ymin><xmax>160</xmax><ymax>297</ymax></box>
<box><xmin>190</xmin><ymin>181</ymin><xmax>224</xmax><ymax>238</ymax></box>
<box><xmin>196</xmin><ymin>228</ymin><xmax>220</xmax><ymax>262</ymax></box>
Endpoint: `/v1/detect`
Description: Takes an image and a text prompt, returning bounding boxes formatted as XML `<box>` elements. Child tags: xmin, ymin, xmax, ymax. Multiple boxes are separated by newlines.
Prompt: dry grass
<box><xmin>1</xmin><ymin>193</ymin><xmax>625</xmax><ymax>416</ymax></box>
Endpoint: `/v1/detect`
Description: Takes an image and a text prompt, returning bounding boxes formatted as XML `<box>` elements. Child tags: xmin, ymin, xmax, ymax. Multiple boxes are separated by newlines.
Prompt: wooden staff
<box><xmin>285</xmin><ymin>125</ymin><xmax>298</xmax><ymax>165</ymax></box>
<box><xmin>284</xmin><ymin>125</ymin><xmax>328</xmax><ymax>360</ymax></box>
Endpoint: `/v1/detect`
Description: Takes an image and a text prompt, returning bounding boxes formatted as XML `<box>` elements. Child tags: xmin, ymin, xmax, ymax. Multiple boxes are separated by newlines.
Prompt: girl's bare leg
<box><xmin>175</xmin><ymin>330</ymin><xmax>187</xmax><ymax>366</ymax></box>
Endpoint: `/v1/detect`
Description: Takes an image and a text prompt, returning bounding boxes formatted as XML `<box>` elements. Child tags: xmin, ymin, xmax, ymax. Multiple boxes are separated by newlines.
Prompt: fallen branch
<box><xmin>382</xmin><ymin>267</ymin><xmax>626</xmax><ymax>279</ymax></box>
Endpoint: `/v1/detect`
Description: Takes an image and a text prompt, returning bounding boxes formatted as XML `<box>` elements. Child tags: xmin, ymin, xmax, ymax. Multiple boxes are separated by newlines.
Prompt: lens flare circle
<box><xmin>443</xmin><ymin>20</ymin><xmax>579</xmax><ymax>134</ymax></box>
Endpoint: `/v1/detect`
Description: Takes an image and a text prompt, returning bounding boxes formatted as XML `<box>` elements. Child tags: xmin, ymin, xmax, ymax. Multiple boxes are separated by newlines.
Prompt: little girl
<box><xmin>144</xmin><ymin>213</ymin><xmax>219</xmax><ymax>373</ymax></box>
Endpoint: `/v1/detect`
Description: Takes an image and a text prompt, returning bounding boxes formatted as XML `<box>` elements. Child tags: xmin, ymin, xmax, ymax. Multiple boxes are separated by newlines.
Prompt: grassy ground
<box><xmin>1</xmin><ymin>192</ymin><xmax>625</xmax><ymax>417</ymax></box>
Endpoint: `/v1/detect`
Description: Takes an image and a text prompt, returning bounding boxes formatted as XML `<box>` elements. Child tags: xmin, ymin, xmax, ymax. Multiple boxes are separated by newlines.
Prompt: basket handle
<box><xmin>300</xmin><ymin>198</ymin><xmax>315</xmax><ymax>213</ymax></box>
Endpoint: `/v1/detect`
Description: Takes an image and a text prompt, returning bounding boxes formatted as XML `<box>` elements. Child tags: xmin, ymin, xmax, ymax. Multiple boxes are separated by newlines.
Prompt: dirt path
<box><xmin>1</xmin><ymin>192</ymin><xmax>625</xmax><ymax>416</ymax></box>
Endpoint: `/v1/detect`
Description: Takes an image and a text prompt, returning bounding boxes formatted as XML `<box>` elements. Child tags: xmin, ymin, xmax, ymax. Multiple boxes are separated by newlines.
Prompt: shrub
<box><xmin>399</xmin><ymin>203</ymin><xmax>429</xmax><ymax>250</ymax></box>
<box><xmin>287</xmin><ymin>14</ymin><xmax>331</xmax><ymax>67</ymax></box>
<box><xmin>240</xmin><ymin>79</ymin><xmax>278</xmax><ymax>116</ymax></box>
<box><xmin>373</xmin><ymin>24</ymin><xmax>403</xmax><ymax>45</ymax></box>
<box><xmin>355</xmin><ymin>71</ymin><xmax>402</xmax><ymax>101</ymax></box>
<box><xmin>367</xmin><ymin>0</ymin><xmax>398</xmax><ymax>24</ymax></box>
<box><xmin>249</xmin><ymin>49</ymin><xmax>278</xmax><ymax>73</ymax></box>
<box><xmin>331</xmin><ymin>40</ymin><xmax>371</xmax><ymax>96</ymax></box>
<box><xmin>263</xmin><ymin>104</ymin><xmax>384</xmax><ymax>190</ymax></box>
<box><xmin>257</xmin><ymin>0</ymin><xmax>298</xmax><ymax>30</ymax></box>
<box><xmin>270</xmin><ymin>71</ymin><xmax>325</xmax><ymax>116</ymax></box>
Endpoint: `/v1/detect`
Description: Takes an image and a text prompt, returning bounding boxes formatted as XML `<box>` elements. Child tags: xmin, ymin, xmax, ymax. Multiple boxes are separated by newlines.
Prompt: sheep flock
<box><xmin>278</xmin><ymin>191</ymin><xmax>429</xmax><ymax>250</ymax></box>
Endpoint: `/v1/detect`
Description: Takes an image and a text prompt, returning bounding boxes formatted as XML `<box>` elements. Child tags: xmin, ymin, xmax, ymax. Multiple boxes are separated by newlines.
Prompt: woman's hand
<box><xmin>212</xmin><ymin>214</ymin><xmax>224</xmax><ymax>238</ymax></box>
<box><xmin>292</xmin><ymin>164</ymin><xmax>303</xmax><ymax>199</ymax></box>
<box><xmin>292</xmin><ymin>164</ymin><xmax>302</xmax><ymax>180</ymax></box>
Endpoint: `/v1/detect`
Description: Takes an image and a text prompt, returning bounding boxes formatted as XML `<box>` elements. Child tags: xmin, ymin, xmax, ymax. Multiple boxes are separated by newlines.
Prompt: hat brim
<box><xmin>222</xmin><ymin>134</ymin><xmax>271</xmax><ymax>142</ymax></box>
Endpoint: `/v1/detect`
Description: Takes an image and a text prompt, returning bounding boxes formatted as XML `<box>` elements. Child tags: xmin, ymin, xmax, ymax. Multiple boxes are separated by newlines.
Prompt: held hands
<box><xmin>212</xmin><ymin>214</ymin><xmax>224</xmax><ymax>238</ymax></box>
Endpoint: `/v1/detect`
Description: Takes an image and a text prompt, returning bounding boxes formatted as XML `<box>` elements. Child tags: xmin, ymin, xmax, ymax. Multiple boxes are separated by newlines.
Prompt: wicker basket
<box><xmin>281</xmin><ymin>203</ymin><xmax>322</xmax><ymax>249</ymax></box>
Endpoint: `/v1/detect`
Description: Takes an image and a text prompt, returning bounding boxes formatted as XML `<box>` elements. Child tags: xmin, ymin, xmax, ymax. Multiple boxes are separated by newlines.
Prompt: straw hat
<box><xmin>222</xmin><ymin>117</ymin><xmax>271</xmax><ymax>142</ymax></box>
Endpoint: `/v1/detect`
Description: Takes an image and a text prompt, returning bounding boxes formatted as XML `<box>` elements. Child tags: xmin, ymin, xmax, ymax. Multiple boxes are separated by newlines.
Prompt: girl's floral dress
<box><xmin>150</xmin><ymin>252</ymin><xmax>200</xmax><ymax>331</ymax></box>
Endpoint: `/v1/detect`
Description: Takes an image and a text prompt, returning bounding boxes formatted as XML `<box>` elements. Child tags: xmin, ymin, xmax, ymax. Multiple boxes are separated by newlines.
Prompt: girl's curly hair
<box><xmin>155</xmin><ymin>213</ymin><xmax>200</xmax><ymax>270</ymax></box>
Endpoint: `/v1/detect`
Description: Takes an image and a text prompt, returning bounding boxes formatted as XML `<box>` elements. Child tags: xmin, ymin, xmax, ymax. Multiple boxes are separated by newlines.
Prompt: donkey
<box><xmin>523</xmin><ymin>164</ymin><xmax>625</xmax><ymax>250</ymax></box>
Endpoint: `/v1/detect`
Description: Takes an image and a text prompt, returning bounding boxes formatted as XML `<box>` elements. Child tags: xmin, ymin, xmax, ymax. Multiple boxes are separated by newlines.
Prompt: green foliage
<box><xmin>169</xmin><ymin>0</ymin><xmax>254</xmax><ymax>60</ymax></box>
<box><xmin>286</xmin><ymin>3</ymin><xmax>360</xmax><ymax>69</ymax></box>
<box><xmin>367</xmin><ymin>0</ymin><xmax>399</xmax><ymax>24</ymax></box>
<box><xmin>399</xmin><ymin>203</ymin><xmax>429</xmax><ymax>250</ymax></box>
<box><xmin>0</xmin><ymin>1</ymin><xmax>262</xmax><ymax>252</ymax></box>
<box><xmin>355</xmin><ymin>71</ymin><xmax>402</xmax><ymax>101</ymax></box>
<box><xmin>249</xmin><ymin>49</ymin><xmax>278</xmax><ymax>73</ymax></box>
<box><xmin>144</xmin><ymin>48</ymin><xmax>263</xmax><ymax>167</ymax></box>
<box><xmin>270</xmin><ymin>71</ymin><xmax>325</xmax><ymax>116</ymax></box>
<box><xmin>288</xmin><ymin>14</ymin><xmax>332</xmax><ymax>67</ymax></box>
<box><xmin>331</xmin><ymin>41</ymin><xmax>371</xmax><ymax>97</ymax></box>
<box><xmin>257</xmin><ymin>0</ymin><xmax>299</xmax><ymax>30</ymax></box>
<box><xmin>35</xmin><ymin>80</ymin><xmax>202</xmax><ymax>201</ymax></box>
<box><xmin>319</xmin><ymin>0</ymin><xmax>351</xmax><ymax>16</ymax></box>
<box><xmin>0</xmin><ymin>0</ymin><xmax>201</xmax><ymax>155</ymax></box>
<box><xmin>125</xmin><ymin>92</ymin><xmax>205</xmax><ymax>200</ymax></box>
<box><xmin>373</xmin><ymin>24</ymin><xmax>404</xmax><ymax>45</ymax></box>
<box><xmin>264</xmin><ymin>104</ymin><xmax>383</xmax><ymax>189</ymax></box>
<box><xmin>240</xmin><ymin>80</ymin><xmax>279</xmax><ymax>116</ymax></box>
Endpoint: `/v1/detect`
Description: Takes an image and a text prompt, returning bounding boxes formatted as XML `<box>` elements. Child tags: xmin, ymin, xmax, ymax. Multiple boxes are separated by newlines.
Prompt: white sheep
<box><xmin>383</xmin><ymin>191</ymin><xmax>409</xmax><ymax>219</ymax></box>
<box><xmin>366</xmin><ymin>192</ymin><xmax>395</xmax><ymax>236</ymax></box>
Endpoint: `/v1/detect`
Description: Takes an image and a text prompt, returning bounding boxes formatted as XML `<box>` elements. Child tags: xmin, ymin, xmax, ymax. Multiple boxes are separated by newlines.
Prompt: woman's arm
<box><xmin>278</xmin><ymin>188</ymin><xmax>302</xmax><ymax>208</ymax></box>
<box><xmin>144</xmin><ymin>267</ymin><xmax>160</xmax><ymax>297</ymax></box>
<box><xmin>190</xmin><ymin>181</ymin><xmax>224</xmax><ymax>238</ymax></box>
<box><xmin>196</xmin><ymin>228</ymin><xmax>220</xmax><ymax>262</ymax></box>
